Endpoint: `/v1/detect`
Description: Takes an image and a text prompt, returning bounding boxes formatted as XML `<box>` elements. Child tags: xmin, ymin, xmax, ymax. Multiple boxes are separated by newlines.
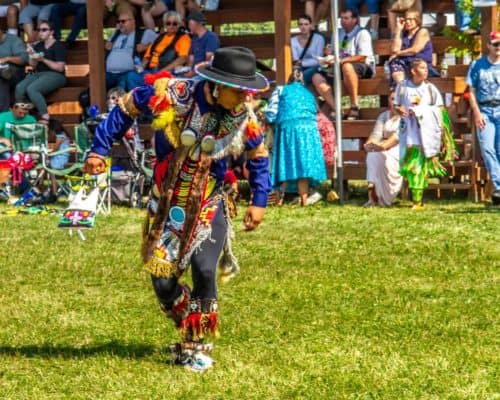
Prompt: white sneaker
<box><xmin>184</xmin><ymin>352</ymin><xmax>215</xmax><ymax>372</ymax></box>
<box><xmin>306</xmin><ymin>191</ymin><xmax>322</xmax><ymax>205</ymax></box>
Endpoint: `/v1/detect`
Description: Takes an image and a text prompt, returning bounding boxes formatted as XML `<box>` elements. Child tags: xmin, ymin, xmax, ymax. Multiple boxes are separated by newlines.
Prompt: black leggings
<box><xmin>151</xmin><ymin>205</ymin><xmax>227</xmax><ymax>308</ymax></box>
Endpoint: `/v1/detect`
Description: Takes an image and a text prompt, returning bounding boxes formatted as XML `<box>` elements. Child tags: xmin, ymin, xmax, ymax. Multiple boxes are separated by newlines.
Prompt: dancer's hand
<box><xmin>243</xmin><ymin>205</ymin><xmax>265</xmax><ymax>231</ymax></box>
<box><xmin>83</xmin><ymin>153</ymin><xmax>106</xmax><ymax>175</ymax></box>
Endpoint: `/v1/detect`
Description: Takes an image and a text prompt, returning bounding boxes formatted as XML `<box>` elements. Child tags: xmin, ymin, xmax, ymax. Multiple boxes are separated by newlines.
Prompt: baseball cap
<box><xmin>490</xmin><ymin>31</ymin><xmax>500</xmax><ymax>44</ymax></box>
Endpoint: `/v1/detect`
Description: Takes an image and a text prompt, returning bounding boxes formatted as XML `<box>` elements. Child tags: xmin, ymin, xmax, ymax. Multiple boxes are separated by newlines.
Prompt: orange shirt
<box><xmin>144</xmin><ymin>32</ymin><xmax>191</xmax><ymax>69</ymax></box>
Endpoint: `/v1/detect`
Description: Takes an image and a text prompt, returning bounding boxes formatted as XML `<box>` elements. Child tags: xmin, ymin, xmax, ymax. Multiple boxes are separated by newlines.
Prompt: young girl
<box><xmin>394</xmin><ymin>58</ymin><xmax>456</xmax><ymax>208</ymax></box>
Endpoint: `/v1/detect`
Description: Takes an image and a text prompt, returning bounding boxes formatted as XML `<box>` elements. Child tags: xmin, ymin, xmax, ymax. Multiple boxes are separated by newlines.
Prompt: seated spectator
<box><xmin>0</xmin><ymin>27</ymin><xmax>29</xmax><ymax>112</ymax></box>
<box><xmin>388</xmin><ymin>9</ymin><xmax>437</xmax><ymax>87</ymax></box>
<box><xmin>0</xmin><ymin>102</ymin><xmax>36</xmax><ymax>160</ymax></box>
<box><xmin>19</xmin><ymin>0</ymin><xmax>63</xmax><ymax>43</ymax></box>
<box><xmin>300</xmin><ymin>0</ymin><xmax>330</xmax><ymax>29</ymax></box>
<box><xmin>1</xmin><ymin>0</ymin><xmax>21</xmax><ymax>36</ymax></box>
<box><xmin>266</xmin><ymin>68</ymin><xmax>326</xmax><ymax>206</ymax></box>
<box><xmin>363</xmin><ymin>89</ymin><xmax>402</xmax><ymax>207</ymax></box>
<box><xmin>47</xmin><ymin>119</ymin><xmax>70</xmax><ymax>169</ymax></box>
<box><xmin>311</xmin><ymin>8</ymin><xmax>375</xmax><ymax>120</ymax></box>
<box><xmin>126</xmin><ymin>10</ymin><xmax>190</xmax><ymax>88</ymax></box>
<box><xmin>345</xmin><ymin>0</ymin><xmax>381</xmax><ymax>39</ymax></box>
<box><xmin>185</xmin><ymin>11</ymin><xmax>219</xmax><ymax>77</ymax></box>
<box><xmin>176</xmin><ymin>0</ymin><xmax>219</xmax><ymax>22</ymax></box>
<box><xmin>105</xmin><ymin>7</ymin><xmax>157</xmax><ymax>90</ymax></box>
<box><xmin>387</xmin><ymin>0</ymin><xmax>422</xmax><ymax>35</ymax></box>
<box><xmin>291</xmin><ymin>14</ymin><xmax>325</xmax><ymax>86</ymax></box>
<box><xmin>140</xmin><ymin>0</ymin><xmax>175</xmax><ymax>31</ymax></box>
<box><xmin>49</xmin><ymin>0</ymin><xmax>87</xmax><ymax>47</ymax></box>
<box><xmin>15</xmin><ymin>21</ymin><xmax>66</xmax><ymax>124</ymax></box>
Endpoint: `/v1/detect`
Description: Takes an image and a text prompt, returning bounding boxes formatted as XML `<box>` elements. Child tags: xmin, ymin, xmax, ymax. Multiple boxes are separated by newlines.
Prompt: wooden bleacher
<box><xmin>1</xmin><ymin>0</ymin><xmax>496</xmax><ymax>200</ymax></box>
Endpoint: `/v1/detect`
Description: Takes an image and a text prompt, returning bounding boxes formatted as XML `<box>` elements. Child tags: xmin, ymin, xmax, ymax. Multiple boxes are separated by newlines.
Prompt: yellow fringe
<box><xmin>143</xmin><ymin>257</ymin><xmax>177</xmax><ymax>278</ymax></box>
<box><xmin>118</xmin><ymin>92</ymin><xmax>140</xmax><ymax>118</ymax></box>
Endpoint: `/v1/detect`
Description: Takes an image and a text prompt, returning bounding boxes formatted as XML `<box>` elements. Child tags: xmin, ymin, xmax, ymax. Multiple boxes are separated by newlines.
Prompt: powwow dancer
<box><xmin>394</xmin><ymin>58</ymin><xmax>457</xmax><ymax>209</ymax></box>
<box><xmin>83</xmin><ymin>47</ymin><xmax>271</xmax><ymax>371</ymax></box>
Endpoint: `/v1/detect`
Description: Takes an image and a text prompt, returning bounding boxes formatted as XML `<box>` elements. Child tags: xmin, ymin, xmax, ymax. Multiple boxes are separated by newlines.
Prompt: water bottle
<box><xmin>383</xmin><ymin>61</ymin><xmax>391</xmax><ymax>80</ymax></box>
<box><xmin>134</xmin><ymin>56</ymin><xmax>144</xmax><ymax>73</ymax></box>
<box><xmin>440</xmin><ymin>61</ymin><xmax>448</xmax><ymax>78</ymax></box>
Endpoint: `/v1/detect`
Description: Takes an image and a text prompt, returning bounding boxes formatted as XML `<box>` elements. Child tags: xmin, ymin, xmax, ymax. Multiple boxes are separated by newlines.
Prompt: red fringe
<box><xmin>246</xmin><ymin>119</ymin><xmax>263</xmax><ymax>140</ymax></box>
<box><xmin>179</xmin><ymin>312</ymin><xmax>218</xmax><ymax>340</ymax></box>
<box><xmin>144</xmin><ymin>70</ymin><xmax>173</xmax><ymax>85</ymax></box>
<box><xmin>148</xmin><ymin>94</ymin><xmax>171</xmax><ymax>114</ymax></box>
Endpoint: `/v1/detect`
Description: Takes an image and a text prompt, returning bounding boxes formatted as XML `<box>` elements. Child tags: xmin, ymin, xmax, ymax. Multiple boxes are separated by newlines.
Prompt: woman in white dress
<box><xmin>364</xmin><ymin>90</ymin><xmax>402</xmax><ymax>206</ymax></box>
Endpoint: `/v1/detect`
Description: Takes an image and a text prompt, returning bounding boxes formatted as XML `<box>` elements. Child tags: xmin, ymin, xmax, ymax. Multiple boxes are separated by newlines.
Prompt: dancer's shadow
<box><xmin>0</xmin><ymin>341</ymin><xmax>159</xmax><ymax>359</ymax></box>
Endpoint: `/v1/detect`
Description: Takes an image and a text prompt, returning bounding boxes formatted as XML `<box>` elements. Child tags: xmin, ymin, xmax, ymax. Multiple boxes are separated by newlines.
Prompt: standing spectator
<box><xmin>0</xmin><ymin>102</ymin><xmax>36</xmax><ymax>160</ymax></box>
<box><xmin>363</xmin><ymin>89</ymin><xmax>402</xmax><ymax>207</ymax></box>
<box><xmin>300</xmin><ymin>0</ymin><xmax>330</xmax><ymax>29</ymax></box>
<box><xmin>1</xmin><ymin>0</ymin><xmax>21</xmax><ymax>36</ymax></box>
<box><xmin>394</xmin><ymin>59</ymin><xmax>450</xmax><ymax>209</ymax></box>
<box><xmin>0</xmin><ymin>27</ymin><xmax>29</xmax><ymax>112</ymax></box>
<box><xmin>311</xmin><ymin>8</ymin><xmax>375</xmax><ymax>120</ymax></box>
<box><xmin>185</xmin><ymin>11</ymin><xmax>219</xmax><ymax>77</ymax></box>
<box><xmin>266</xmin><ymin>68</ymin><xmax>326</xmax><ymax>206</ymax></box>
<box><xmin>15</xmin><ymin>21</ymin><xmax>66</xmax><ymax>124</ymax></box>
<box><xmin>49</xmin><ymin>0</ymin><xmax>87</xmax><ymax>47</ymax></box>
<box><xmin>466</xmin><ymin>32</ymin><xmax>500</xmax><ymax>205</ymax></box>
<box><xmin>388</xmin><ymin>9</ymin><xmax>437</xmax><ymax>87</ymax></box>
<box><xmin>18</xmin><ymin>0</ymin><xmax>64</xmax><ymax>43</ymax></box>
<box><xmin>105</xmin><ymin>7</ymin><xmax>157</xmax><ymax>90</ymax></box>
<box><xmin>126</xmin><ymin>10</ymin><xmax>191</xmax><ymax>88</ymax></box>
<box><xmin>291</xmin><ymin>14</ymin><xmax>325</xmax><ymax>86</ymax></box>
<box><xmin>176</xmin><ymin>0</ymin><xmax>219</xmax><ymax>22</ymax></box>
<box><xmin>345</xmin><ymin>0</ymin><xmax>381</xmax><ymax>39</ymax></box>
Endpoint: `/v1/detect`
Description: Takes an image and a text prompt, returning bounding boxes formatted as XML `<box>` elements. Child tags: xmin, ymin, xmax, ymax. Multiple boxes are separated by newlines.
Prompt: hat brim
<box><xmin>195</xmin><ymin>62</ymin><xmax>270</xmax><ymax>93</ymax></box>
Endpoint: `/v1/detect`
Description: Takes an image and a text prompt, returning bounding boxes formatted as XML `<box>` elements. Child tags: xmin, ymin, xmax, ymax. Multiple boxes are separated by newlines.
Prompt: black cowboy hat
<box><xmin>195</xmin><ymin>47</ymin><xmax>269</xmax><ymax>92</ymax></box>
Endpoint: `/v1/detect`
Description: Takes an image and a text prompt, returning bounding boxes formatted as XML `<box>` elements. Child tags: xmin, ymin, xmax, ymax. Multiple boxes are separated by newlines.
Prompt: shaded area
<box><xmin>0</xmin><ymin>341</ymin><xmax>159</xmax><ymax>359</ymax></box>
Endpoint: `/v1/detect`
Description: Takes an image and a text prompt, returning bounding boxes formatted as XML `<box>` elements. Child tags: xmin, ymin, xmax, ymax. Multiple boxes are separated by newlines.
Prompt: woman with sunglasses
<box><xmin>15</xmin><ymin>20</ymin><xmax>66</xmax><ymax>124</ymax></box>
<box><xmin>388</xmin><ymin>9</ymin><xmax>437</xmax><ymax>88</ymax></box>
<box><xmin>125</xmin><ymin>11</ymin><xmax>191</xmax><ymax>89</ymax></box>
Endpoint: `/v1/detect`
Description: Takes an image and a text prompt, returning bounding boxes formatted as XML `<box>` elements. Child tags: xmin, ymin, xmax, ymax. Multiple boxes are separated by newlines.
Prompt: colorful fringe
<box><xmin>160</xmin><ymin>285</ymin><xmax>190</xmax><ymax>326</ymax></box>
<box><xmin>440</xmin><ymin>108</ymin><xmax>459</xmax><ymax>162</ymax></box>
<box><xmin>179</xmin><ymin>299</ymin><xmax>219</xmax><ymax>341</ymax></box>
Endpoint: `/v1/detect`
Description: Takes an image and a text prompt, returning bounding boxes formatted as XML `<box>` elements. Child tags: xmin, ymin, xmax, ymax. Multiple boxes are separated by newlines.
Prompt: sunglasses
<box><xmin>117</xmin><ymin>18</ymin><xmax>130</xmax><ymax>24</ymax></box>
<box><xmin>14</xmin><ymin>103</ymin><xmax>33</xmax><ymax>110</ymax></box>
<box><xmin>491</xmin><ymin>42</ymin><xmax>500</xmax><ymax>47</ymax></box>
<box><xmin>37</xmin><ymin>28</ymin><xmax>50</xmax><ymax>32</ymax></box>
<box><xmin>165</xmin><ymin>21</ymin><xmax>178</xmax><ymax>26</ymax></box>
<box><xmin>404</xmin><ymin>18</ymin><xmax>417</xmax><ymax>22</ymax></box>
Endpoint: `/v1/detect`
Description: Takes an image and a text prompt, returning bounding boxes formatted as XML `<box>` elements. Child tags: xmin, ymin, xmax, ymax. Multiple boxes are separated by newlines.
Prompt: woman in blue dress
<box><xmin>266</xmin><ymin>68</ymin><xmax>326</xmax><ymax>206</ymax></box>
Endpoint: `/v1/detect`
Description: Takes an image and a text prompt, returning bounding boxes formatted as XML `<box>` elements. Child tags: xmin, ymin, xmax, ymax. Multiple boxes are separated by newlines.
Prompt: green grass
<box><xmin>0</xmin><ymin>200</ymin><xmax>499</xmax><ymax>399</ymax></box>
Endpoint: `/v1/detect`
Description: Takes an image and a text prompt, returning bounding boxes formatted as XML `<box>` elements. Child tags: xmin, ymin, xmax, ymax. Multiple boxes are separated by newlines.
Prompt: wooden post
<box><xmin>274</xmin><ymin>0</ymin><xmax>292</xmax><ymax>85</ymax></box>
<box><xmin>87</xmin><ymin>0</ymin><xmax>106</xmax><ymax>112</ymax></box>
<box><xmin>480</xmin><ymin>5</ymin><xmax>498</xmax><ymax>54</ymax></box>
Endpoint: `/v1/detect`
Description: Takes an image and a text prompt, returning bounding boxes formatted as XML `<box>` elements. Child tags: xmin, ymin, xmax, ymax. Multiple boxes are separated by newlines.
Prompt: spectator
<box><xmin>388</xmin><ymin>9</ymin><xmax>437</xmax><ymax>87</ymax></box>
<box><xmin>139</xmin><ymin>0</ymin><xmax>175</xmax><ymax>31</ymax></box>
<box><xmin>394</xmin><ymin>58</ymin><xmax>447</xmax><ymax>209</ymax></box>
<box><xmin>105</xmin><ymin>7</ymin><xmax>157</xmax><ymax>90</ymax></box>
<box><xmin>0</xmin><ymin>102</ymin><xmax>36</xmax><ymax>160</ymax></box>
<box><xmin>300</xmin><ymin>0</ymin><xmax>330</xmax><ymax>29</ymax></box>
<box><xmin>266</xmin><ymin>68</ymin><xmax>326</xmax><ymax>206</ymax></box>
<box><xmin>1</xmin><ymin>0</ymin><xmax>21</xmax><ymax>36</ymax></box>
<box><xmin>19</xmin><ymin>0</ymin><xmax>64</xmax><ymax>43</ymax></box>
<box><xmin>49</xmin><ymin>0</ymin><xmax>87</xmax><ymax>47</ymax></box>
<box><xmin>363</xmin><ymin>89</ymin><xmax>402</xmax><ymax>207</ymax></box>
<box><xmin>345</xmin><ymin>0</ymin><xmax>381</xmax><ymax>40</ymax></box>
<box><xmin>0</xmin><ymin>27</ymin><xmax>29</xmax><ymax>112</ymax></box>
<box><xmin>291</xmin><ymin>14</ymin><xmax>325</xmax><ymax>86</ymax></box>
<box><xmin>311</xmin><ymin>8</ymin><xmax>375</xmax><ymax>120</ymax></box>
<box><xmin>455</xmin><ymin>0</ymin><xmax>479</xmax><ymax>34</ymax></box>
<box><xmin>126</xmin><ymin>10</ymin><xmax>191</xmax><ymax>88</ymax></box>
<box><xmin>185</xmin><ymin>11</ymin><xmax>219</xmax><ymax>77</ymax></box>
<box><xmin>176</xmin><ymin>0</ymin><xmax>219</xmax><ymax>22</ymax></box>
<box><xmin>466</xmin><ymin>31</ymin><xmax>500</xmax><ymax>205</ymax></box>
<box><xmin>15</xmin><ymin>21</ymin><xmax>66</xmax><ymax>124</ymax></box>
<box><xmin>387</xmin><ymin>0</ymin><xmax>422</xmax><ymax>35</ymax></box>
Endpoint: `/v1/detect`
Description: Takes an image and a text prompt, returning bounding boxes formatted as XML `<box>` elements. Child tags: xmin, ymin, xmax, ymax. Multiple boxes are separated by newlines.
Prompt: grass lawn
<box><xmin>0</xmin><ymin>199</ymin><xmax>498</xmax><ymax>399</ymax></box>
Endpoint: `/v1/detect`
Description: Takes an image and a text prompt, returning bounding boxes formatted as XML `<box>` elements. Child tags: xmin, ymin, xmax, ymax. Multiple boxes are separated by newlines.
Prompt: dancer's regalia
<box><xmin>84</xmin><ymin>47</ymin><xmax>270</xmax><ymax>370</ymax></box>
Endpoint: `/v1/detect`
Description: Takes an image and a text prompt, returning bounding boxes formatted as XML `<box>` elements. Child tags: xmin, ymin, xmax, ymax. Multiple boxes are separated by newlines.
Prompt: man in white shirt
<box><xmin>105</xmin><ymin>9</ymin><xmax>157</xmax><ymax>90</ymax></box>
<box><xmin>312</xmin><ymin>8</ymin><xmax>375</xmax><ymax>120</ymax></box>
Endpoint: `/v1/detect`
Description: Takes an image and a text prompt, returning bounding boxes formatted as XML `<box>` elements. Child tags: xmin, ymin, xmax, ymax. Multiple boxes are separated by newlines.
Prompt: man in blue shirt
<box><xmin>185</xmin><ymin>11</ymin><xmax>220</xmax><ymax>77</ymax></box>
<box><xmin>466</xmin><ymin>31</ymin><xmax>500</xmax><ymax>204</ymax></box>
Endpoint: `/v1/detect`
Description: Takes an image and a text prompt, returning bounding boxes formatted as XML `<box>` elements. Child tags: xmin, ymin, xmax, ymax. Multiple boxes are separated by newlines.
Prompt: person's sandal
<box><xmin>345</xmin><ymin>107</ymin><xmax>360</xmax><ymax>121</ymax></box>
<box><xmin>38</xmin><ymin>116</ymin><xmax>50</xmax><ymax>126</ymax></box>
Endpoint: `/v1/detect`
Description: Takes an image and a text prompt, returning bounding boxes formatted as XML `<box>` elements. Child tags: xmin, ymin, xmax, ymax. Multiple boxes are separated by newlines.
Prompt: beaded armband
<box><xmin>118</xmin><ymin>91</ymin><xmax>141</xmax><ymax>118</ymax></box>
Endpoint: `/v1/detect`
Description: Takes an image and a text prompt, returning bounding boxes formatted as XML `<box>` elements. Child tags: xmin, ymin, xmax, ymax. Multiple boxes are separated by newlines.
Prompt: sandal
<box><xmin>345</xmin><ymin>107</ymin><xmax>360</xmax><ymax>121</ymax></box>
<box><xmin>38</xmin><ymin>115</ymin><xmax>50</xmax><ymax>126</ymax></box>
